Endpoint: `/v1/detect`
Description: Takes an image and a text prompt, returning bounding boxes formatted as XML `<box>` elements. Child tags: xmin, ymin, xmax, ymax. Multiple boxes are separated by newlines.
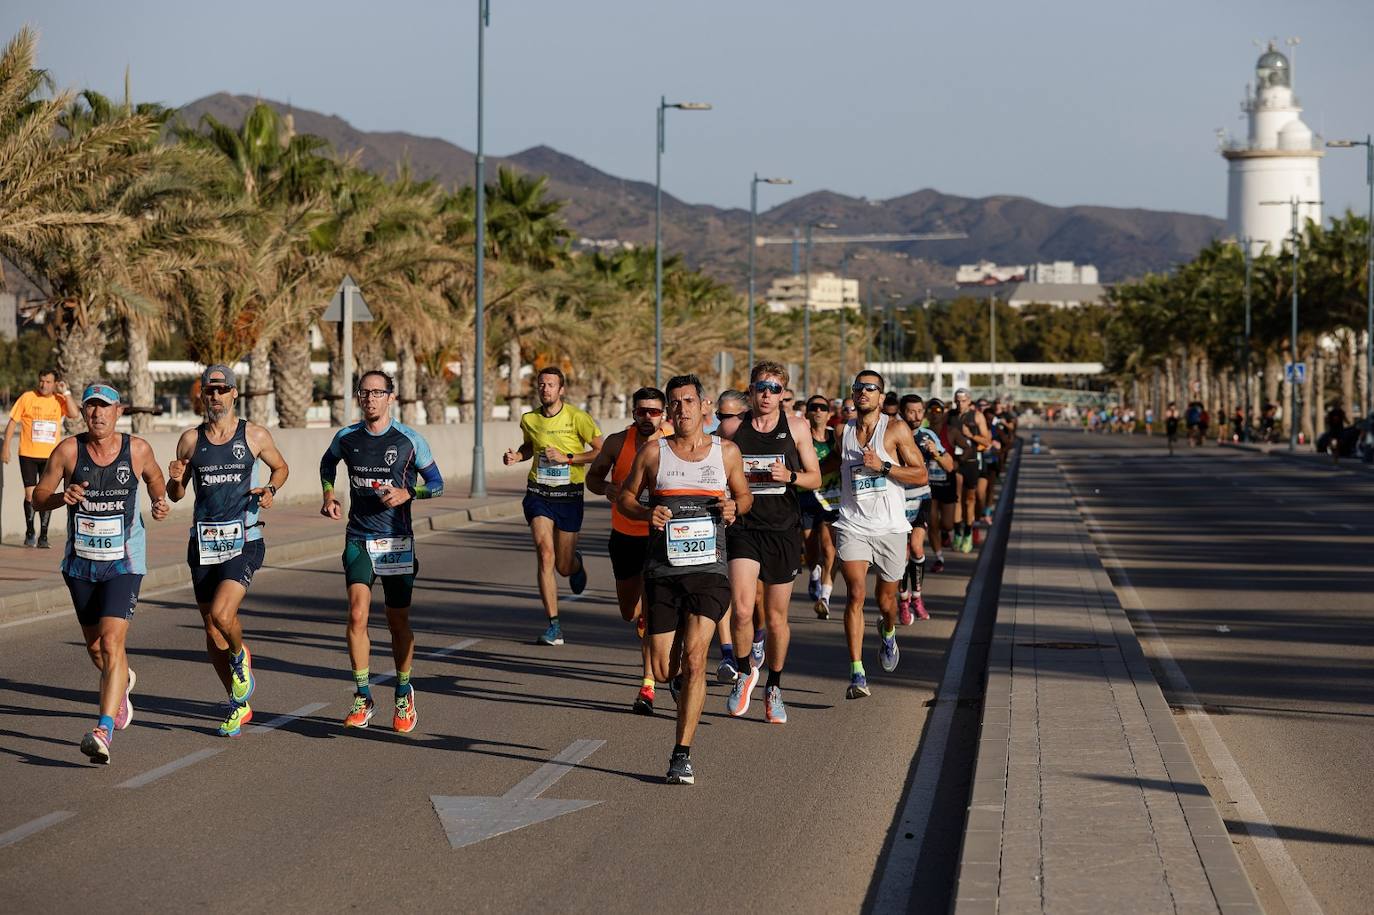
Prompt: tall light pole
<box><xmin>802</xmin><ymin>220</ymin><xmax>836</xmax><ymax>395</ymax></box>
<box><xmin>1262</xmin><ymin>196</ymin><xmax>1323</xmax><ymax>450</ymax></box>
<box><xmin>989</xmin><ymin>291</ymin><xmax>997</xmax><ymax>402</ymax></box>
<box><xmin>470</xmin><ymin>0</ymin><xmax>491</xmax><ymax>497</ymax></box>
<box><xmin>1242</xmin><ymin>236</ymin><xmax>1253</xmax><ymax>440</ymax></box>
<box><xmin>1328</xmin><ymin>136</ymin><xmax>1374</xmax><ymax>417</ymax></box>
<box><xmin>748</xmin><ymin>174</ymin><xmax>791</xmax><ymax>371</ymax></box>
<box><xmin>654</xmin><ymin>96</ymin><xmax>711</xmax><ymax>388</ymax></box>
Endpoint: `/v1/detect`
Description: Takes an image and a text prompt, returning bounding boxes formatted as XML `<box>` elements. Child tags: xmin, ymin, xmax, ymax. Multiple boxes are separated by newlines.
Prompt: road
<box><xmin>1040</xmin><ymin>429</ymin><xmax>1374</xmax><ymax>915</ymax></box>
<box><xmin>0</xmin><ymin>500</ymin><xmax>984</xmax><ymax>912</ymax></box>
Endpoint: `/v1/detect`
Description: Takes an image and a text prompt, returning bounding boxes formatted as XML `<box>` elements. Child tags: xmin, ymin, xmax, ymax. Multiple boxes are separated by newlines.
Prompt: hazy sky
<box><xmin>6</xmin><ymin>0</ymin><xmax>1374</xmax><ymax>219</ymax></box>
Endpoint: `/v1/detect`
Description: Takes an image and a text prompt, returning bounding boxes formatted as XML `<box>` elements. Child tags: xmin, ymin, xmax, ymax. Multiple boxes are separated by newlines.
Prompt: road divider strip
<box><xmin>0</xmin><ymin>811</ymin><xmax>75</xmax><ymax>850</ymax></box>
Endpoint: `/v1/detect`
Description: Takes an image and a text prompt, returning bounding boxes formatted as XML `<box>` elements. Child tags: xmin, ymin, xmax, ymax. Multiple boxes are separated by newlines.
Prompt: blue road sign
<box><xmin>1284</xmin><ymin>362</ymin><xmax>1307</xmax><ymax>384</ymax></box>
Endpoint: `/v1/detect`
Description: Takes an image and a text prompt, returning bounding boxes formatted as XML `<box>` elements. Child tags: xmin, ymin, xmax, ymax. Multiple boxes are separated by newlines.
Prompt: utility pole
<box><xmin>470</xmin><ymin>0</ymin><xmax>490</xmax><ymax>497</ymax></box>
<box><xmin>1261</xmin><ymin>196</ymin><xmax>1322</xmax><ymax>450</ymax></box>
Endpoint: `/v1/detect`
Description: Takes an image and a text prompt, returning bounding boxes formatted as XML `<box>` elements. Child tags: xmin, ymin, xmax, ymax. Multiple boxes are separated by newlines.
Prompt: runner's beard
<box><xmin>207</xmin><ymin>403</ymin><xmax>229</xmax><ymax>421</ymax></box>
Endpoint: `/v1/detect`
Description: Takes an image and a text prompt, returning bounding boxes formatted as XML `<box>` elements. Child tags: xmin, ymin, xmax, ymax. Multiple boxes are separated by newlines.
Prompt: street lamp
<box><xmin>470</xmin><ymin>0</ymin><xmax>491</xmax><ymax>498</ymax></box>
<box><xmin>1241</xmin><ymin>236</ymin><xmax>1253</xmax><ymax>440</ymax></box>
<box><xmin>1328</xmin><ymin>136</ymin><xmax>1374</xmax><ymax>418</ymax></box>
<box><xmin>655</xmin><ymin>96</ymin><xmax>712</xmax><ymax>388</ymax></box>
<box><xmin>802</xmin><ymin>220</ymin><xmax>837</xmax><ymax>395</ymax></box>
<box><xmin>747</xmin><ymin>175</ymin><xmax>791</xmax><ymax>371</ymax></box>
<box><xmin>1261</xmin><ymin>196</ymin><xmax>1323</xmax><ymax>450</ymax></box>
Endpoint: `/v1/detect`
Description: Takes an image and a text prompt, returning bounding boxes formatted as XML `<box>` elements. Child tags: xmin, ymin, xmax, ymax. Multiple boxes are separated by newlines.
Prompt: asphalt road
<box><xmin>1040</xmin><ymin>429</ymin><xmax>1374</xmax><ymax>915</ymax></box>
<box><xmin>0</xmin><ymin>500</ymin><xmax>984</xmax><ymax>912</ymax></box>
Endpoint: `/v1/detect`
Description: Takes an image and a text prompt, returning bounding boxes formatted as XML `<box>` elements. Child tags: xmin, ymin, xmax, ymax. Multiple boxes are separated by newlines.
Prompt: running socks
<box><xmin>98</xmin><ymin>714</ymin><xmax>115</xmax><ymax>738</ymax></box>
<box><xmin>850</xmin><ymin>660</ymin><xmax>865</xmax><ymax>676</ymax></box>
<box><xmin>720</xmin><ymin>643</ymin><xmax>734</xmax><ymax>661</ymax></box>
<box><xmin>353</xmin><ymin>668</ymin><xmax>371</xmax><ymax>698</ymax></box>
<box><xmin>913</xmin><ymin>554</ymin><xmax>926</xmax><ymax>593</ymax></box>
<box><xmin>396</xmin><ymin>670</ymin><xmax>412</xmax><ymax>697</ymax></box>
<box><xmin>23</xmin><ymin>501</ymin><xmax>34</xmax><ymax>533</ymax></box>
<box><xmin>641</xmin><ymin>677</ymin><xmax>654</xmax><ymax>689</ymax></box>
<box><xmin>39</xmin><ymin>510</ymin><xmax>50</xmax><ymax>536</ymax></box>
<box><xmin>819</xmin><ymin>583</ymin><xmax>833</xmax><ymax>602</ymax></box>
<box><xmin>752</xmin><ymin>627</ymin><xmax>765</xmax><ymax>644</ymax></box>
<box><xmin>766</xmin><ymin>669</ymin><xmax>781</xmax><ymax>689</ymax></box>
<box><xmin>881</xmin><ymin>623</ymin><xmax>896</xmax><ymax>639</ymax></box>
<box><xmin>672</xmin><ymin>743</ymin><xmax>690</xmax><ymax>758</ymax></box>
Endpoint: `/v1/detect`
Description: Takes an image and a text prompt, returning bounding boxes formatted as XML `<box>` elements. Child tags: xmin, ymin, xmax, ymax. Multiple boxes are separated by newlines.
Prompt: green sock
<box><xmin>882</xmin><ymin>624</ymin><xmax>896</xmax><ymax>638</ymax></box>
<box><xmin>641</xmin><ymin>677</ymin><xmax>654</xmax><ymax>688</ymax></box>
<box><xmin>396</xmin><ymin>669</ymin><xmax>412</xmax><ymax>696</ymax></box>
<box><xmin>353</xmin><ymin>668</ymin><xmax>371</xmax><ymax>698</ymax></box>
<box><xmin>851</xmin><ymin>660</ymin><xmax>866</xmax><ymax>676</ymax></box>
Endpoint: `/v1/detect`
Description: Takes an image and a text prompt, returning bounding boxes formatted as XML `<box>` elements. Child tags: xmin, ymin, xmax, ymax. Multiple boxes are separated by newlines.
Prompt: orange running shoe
<box><xmin>393</xmin><ymin>689</ymin><xmax>417</xmax><ymax>733</ymax></box>
<box><xmin>344</xmin><ymin>694</ymin><xmax>375</xmax><ymax>728</ymax></box>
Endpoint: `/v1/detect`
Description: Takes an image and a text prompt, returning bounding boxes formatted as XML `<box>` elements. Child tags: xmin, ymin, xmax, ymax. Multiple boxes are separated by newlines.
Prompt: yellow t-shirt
<box><xmin>520</xmin><ymin>404</ymin><xmax>600</xmax><ymax>498</ymax></box>
<box><xmin>9</xmin><ymin>391</ymin><xmax>70</xmax><ymax>459</ymax></box>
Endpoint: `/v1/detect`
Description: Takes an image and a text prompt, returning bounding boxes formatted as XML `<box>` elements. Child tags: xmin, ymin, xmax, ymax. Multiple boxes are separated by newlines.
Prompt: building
<box><xmin>1004</xmin><ymin>282</ymin><xmax>1106</xmax><ymax>309</ymax></box>
<box><xmin>1221</xmin><ymin>41</ymin><xmax>1323</xmax><ymax>255</ymax></box>
<box><xmin>764</xmin><ymin>272</ymin><xmax>860</xmax><ymax>313</ymax></box>
<box><xmin>1027</xmin><ymin>261</ymin><xmax>1098</xmax><ymax>284</ymax></box>
<box><xmin>955</xmin><ymin>260</ymin><xmax>1098</xmax><ymax>286</ymax></box>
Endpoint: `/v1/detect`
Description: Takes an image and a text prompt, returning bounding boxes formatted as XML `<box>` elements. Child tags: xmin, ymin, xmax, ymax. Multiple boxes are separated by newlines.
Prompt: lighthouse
<box><xmin>1221</xmin><ymin>42</ymin><xmax>1323</xmax><ymax>255</ymax></box>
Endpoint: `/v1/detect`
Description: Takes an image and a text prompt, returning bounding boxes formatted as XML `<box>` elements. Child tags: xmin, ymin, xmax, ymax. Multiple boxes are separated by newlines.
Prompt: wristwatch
<box><xmin>788</xmin><ymin>470</ymin><xmax>797</xmax><ymax>485</ymax></box>
<box><xmin>880</xmin><ymin>461</ymin><xmax>892</xmax><ymax>477</ymax></box>
<box><xmin>267</xmin><ymin>484</ymin><xmax>278</xmax><ymax>496</ymax></box>
<box><xmin>566</xmin><ymin>452</ymin><xmax>574</xmax><ymax>461</ymax></box>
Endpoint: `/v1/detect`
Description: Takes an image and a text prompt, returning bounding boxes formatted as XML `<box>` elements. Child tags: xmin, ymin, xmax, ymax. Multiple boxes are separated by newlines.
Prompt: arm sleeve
<box><xmin>413</xmin><ymin>461</ymin><xmax>444</xmax><ymax>500</ymax></box>
<box><xmin>320</xmin><ymin>430</ymin><xmax>345</xmax><ymax>493</ymax></box>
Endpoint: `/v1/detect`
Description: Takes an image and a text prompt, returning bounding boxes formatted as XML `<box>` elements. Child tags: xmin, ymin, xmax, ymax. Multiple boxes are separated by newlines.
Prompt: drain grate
<box><xmin>1015</xmin><ymin>641</ymin><xmax>1107</xmax><ymax>650</ymax></box>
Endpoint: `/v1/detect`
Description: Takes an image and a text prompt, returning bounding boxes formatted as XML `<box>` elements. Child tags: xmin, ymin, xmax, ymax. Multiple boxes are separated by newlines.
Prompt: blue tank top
<box><xmin>63</xmin><ymin>434</ymin><xmax>146</xmax><ymax>581</ymax></box>
<box><xmin>323</xmin><ymin>421</ymin><xmax>436</xmax><ymax>540</ymax></box>
<box><xmin>189</xmin><ymin>419</ymin><xmax>263</xmax><ymax>542</ymax></box>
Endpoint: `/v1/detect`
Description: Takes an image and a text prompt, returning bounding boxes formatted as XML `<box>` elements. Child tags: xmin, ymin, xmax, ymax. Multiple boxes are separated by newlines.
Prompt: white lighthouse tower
<box><xmin>1222</xmin><ymin>41</ymin><xmax>1323</xmax><ymax>255</ymax></box>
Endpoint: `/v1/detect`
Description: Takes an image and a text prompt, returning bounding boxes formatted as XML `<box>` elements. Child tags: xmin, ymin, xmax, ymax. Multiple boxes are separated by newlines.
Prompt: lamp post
<box><xmin>1261</xmin><ymin>196</ymin><xmax>1323</xmax><ymax>450</ymax></box>
<box><xmin>1328</xmin><ymin>136</ymin><xmax>1374</xmax><ymax>417</ymax></box>
<box><xmin>989</xmin><ymin>291</ymin><xmax>997</xmax><ymax>402</ymax></box>
<box><xmin>470</xmin><ymin>0</ymin><xmax>491</xmax><ymax>497</ymax></box>
<box><xmin>1242</xmin><ymin>236</ymin><xmax>1253</xmax><ymax>439</ymax></box>
<box><xmin>802</xmin><ymin>220</ymin><xmax>836</xmax><ymax>395</ymax></box>
<box><xmin>748</xmin><ymin>174</ymin><xmax>792</xmax><ymax>371</ymax></box>
<box><xmin>654</xmin><ymin>96</ymin><xmax>711</xmax><ymax>388</ymax></box>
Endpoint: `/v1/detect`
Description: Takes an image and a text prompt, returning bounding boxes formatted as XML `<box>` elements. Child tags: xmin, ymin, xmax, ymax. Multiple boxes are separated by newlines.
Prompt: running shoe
<box><xmin>846</xmin><ymin>673</ymin><xmax>871</xmax><ymax>700</ymax></box>
<box><xmin>750</xmin><ymin>637</ymin><xmax>765</xmax><ymax>672</ymax></box>
<box><xmin>958</xmin><ymin>532</ymin><xmax>973</xmax><ymax>554</ymax></box>
<box><xmin>914</xmin><ymin>593</ymin><xmax>930</xmax><ymax>621</ymax></box>
<box><xmin>716</xmin><ymin>656</ymin><xmax>739</xmax><ymax>685</ymax></box>
<box><xmin>931</xmin><ymin>555</ymin><xmax>945</xmax><ymax>574</ymax></box>
<box><xmin>36</xmin><ymin>535</ymin><xmax>50</xmax><ymax>549</ymax></box>
<box><xmin>898</xmin><ymin>595</ymin><xmax>914</xmax><ymax>626</ymax></box>
<box><xmin>633</xmin><ymin>685</ymin><xmax>655</xmax><ymax>715</ymax></box>
<box><xmin>879</xmin><ymin>619</ymin><xmax>900</xmax><ymax>672</ymax></box>
<box><xmin>665</xmin><ymin>753</ymin><xmax>695</xmax><ymax>785</ymax></box>
<box><xmin>808</xmin><ymin>566</ymin><xmax>821</xmax><ymax>600</ymax></box>
<box><xmin>393</xmin><ymin>689</ymin><xmax>417</xmax><ymax>734</ymax></box>
<box><xmin>80</xmin><ymin>725</ymin><xmax>111</xmax><ymax>763</ymax></box>
<box><xmin>814</xmin><ymin>597</ymin><xmax>830</xmax><ymax>620</ymax></box>
<box><xmin>569</xmin><ymin>552</ymin><xmax>587</xmax><ymax>595</ymax></box>
<box><xmin>219</xmin><ymin>701</ymin><xmax>252</xmax><ymax>737</ymax></box>
<box><xmin>538</xmin><ymin>620</ymin><xmax>564</xmax><ymax>646</ymax></box>
<box><xmin>726</xmin><ymin>663</ymin><xmax>760</xmax><ymax>717</ymax></box>
<box><xmin>972</xmin><ymin>526</ymin><xmax>984</xmax><ymax>547</ymax></box>
<box><xmin>228</xmin><ymin>645</ymin><xmax>254</xmax><ymax>704</ymax></box>
<box><xmin>344</xmin><ymin>694</ymin><xmax>375</xmax><ymax>729</ymax></box>
<box><xmin>114</xmin><ymin>668</ymin><xmax>137</xmax><ymax>730</ymax></box>
<box><xmin>668</xmin><ymin>675</ymin><xmax>683</xmax><ymax>706</ymax></box>
<box><xmin>23</xmin><ymin>531</ymin><xmax>35</xmax><ymax>548</ymax></box>
<box><xmin>764</xmin><ymin>686</ymin><xmax>788</xmax><ymax>724</ymax></box>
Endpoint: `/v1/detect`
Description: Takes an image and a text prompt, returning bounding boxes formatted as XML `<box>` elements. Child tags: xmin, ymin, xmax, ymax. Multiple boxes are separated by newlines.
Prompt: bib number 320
<box><xmin>665</xmin><ymin>518</ymin><xmax>716</xmax><ymax>567</ymax></box>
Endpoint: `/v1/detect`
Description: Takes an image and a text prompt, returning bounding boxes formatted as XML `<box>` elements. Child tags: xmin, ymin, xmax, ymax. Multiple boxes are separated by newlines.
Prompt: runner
<box><xmin>616</xmin><ymin>374</ymin><xmax>752</xmax><ymax>784</ymax></box>
<box><xmin>898</xmin><ymin>394</ymin><xmax>951</xmax><ymax>623</ymax></box>
<box><xmin>503</xmin><ymin>367</ymin><xmax>603</xmax><ymax>646</ymax></box>
<box><xmin>585</xmin><ymin>386</ymin><xmax>670</xmax><ymax>715</ymax></box>
<box><xmin>800</xmin><ymin>395</ymin><xmax>841</xmax><ymax>619</ymax></box>
<box><xmin>949</xmin><ymin>388</ymin><xmax>992</xmax><ymax>553</ymax></box>
<box><xmin>320</xmin><ymin>370</ymin><xmax>444</xmax><ymax>732</ymax></box>
<box><xmin>31</xmin><ymin>383</ymin><xmax>170</xmax><ymax>763</ymax></box>
<box><xmin>710</xmin><ymin>390</ymin><xmax>750</xmax><ymax>683</ymax></box>
<box><xmin>166</xmin><ymin>365</ymin><xmax>289</xmax><ymax>737</ymax></box>
<box><xmin>718</xmin><ymin>361</ymin><xmax>821</xmax><ymax>724</ymax></box>
<box><xmin>833</xmin><ymin>372</ymin><xmax>927</xmax><ymax>699</ymax></box>
<box><xmin>1165</xmin><ymin>402</ymin><xmax>1181</xmax><ymax>456</ymax></box>
<box><xmin>2</xmin><ymin>368</ymin><xmax>79</xmax><ymax>548</ymax></box>
<box><xmin>924</xmin><ymin>398</ymin><xmax>957</xmax><ymax>573</ymax></box>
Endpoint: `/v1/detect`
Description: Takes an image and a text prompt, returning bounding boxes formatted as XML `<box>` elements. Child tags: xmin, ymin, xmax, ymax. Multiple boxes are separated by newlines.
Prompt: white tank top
<box><xmin>646</xmin><ymin>435</ymin><xmax>728</xmax><ymax>579</ymax></box>
<box><xmin>835</xmin><ymin>414</ymin><xmax>910</xmax><ymax>535</ymax></box>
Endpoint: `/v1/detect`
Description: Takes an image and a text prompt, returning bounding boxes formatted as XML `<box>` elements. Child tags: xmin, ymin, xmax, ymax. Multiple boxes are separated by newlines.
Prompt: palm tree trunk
<box><xmin>326</xmin><ymin>324</ymin><xmax>347</xmax><ymax>427</ymax></box>
<box><xmin>458</xmin><ymin>348</ymin><xmax>475</xmax><ymax>423</ymax></box>
<box><xmin>125</xmin><ymin>317</ymin><xmax>154</xmax><ymax>434</ymax></box>
<box><xmin>396</xmin><ymin>340</ymin><xmax>419</xmax><ymax>425</ymax></box>
<box><xmin>506</xmin><ymin>338</ymin><xmax>523</xmax><ymax>417</ymax></box>
<box><xmin>420</xmin><ymin>364</ymin><xmax>449</xmax><ymax>426</ymax></box>
<box><xmin>244</xmin><ymin>337</ymin><xmax>272</xmax><ymax>425</ymax></box>
<box><xmin>1301</xmin><ymin>341</ymin><xmax>1317</xmax><ymax>443</ymax></box>
<box><xmin>57</xmin><ymin>319</ymin><xmax>108</xmax><ymax>433</ymax></box>
<box><xmin>1164</xmin><ymin>357</ymin><xmax>1176</xmax><ymax>409</ymax></box>
<box><xmin>1340</xmin><ymin>328</ymin><xmax>1356</xmax><ymax>415</ymax></box>
<box><xmin>271</xmin><ymin>327</ymin><xmax>313</xmax><ymax>429</ymax></box>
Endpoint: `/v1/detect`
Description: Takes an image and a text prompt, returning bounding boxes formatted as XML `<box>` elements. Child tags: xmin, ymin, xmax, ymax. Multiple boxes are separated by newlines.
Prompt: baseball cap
<box><xmin>82</xmin><ymin>383</ymin><xmax>121</xmax><ymax>405</ymax></box>
<box><xmin>201</xmin><ymin>364</ymin><xmax>237</xmax><ymax>388</ymax></box>
<box><xmin>954</xmin><ymin>387</ymin><xmax>970</xmax><ymax>399</ymax></box>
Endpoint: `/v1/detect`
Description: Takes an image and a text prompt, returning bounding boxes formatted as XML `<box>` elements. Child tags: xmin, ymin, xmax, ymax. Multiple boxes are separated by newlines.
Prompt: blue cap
<box><xmin>81</xmin><ymin>383</ymin><xmax>121</xmax><ymax>405</ymax></box>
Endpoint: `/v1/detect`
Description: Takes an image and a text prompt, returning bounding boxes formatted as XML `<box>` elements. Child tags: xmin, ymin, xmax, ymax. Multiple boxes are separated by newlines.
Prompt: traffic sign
<box><xmin>322</xmin><ymin>275</ymin><xmax>373</xmax><ymax>322</ymax></box>
<box><xmin>1284</xmin><ymin>362</ymin><xmax>1307</xmax><ymax>384</ymax></box>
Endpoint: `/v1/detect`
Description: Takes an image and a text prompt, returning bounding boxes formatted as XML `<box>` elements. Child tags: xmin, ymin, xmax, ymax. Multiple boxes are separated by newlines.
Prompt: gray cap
<box><xmin>201</xmin><ymin>364</ymin><xmax>237</xmax><ymax>388</ymax></box>
<box><xmin>954</xmin><ymin>387</ymin><xmax>971</xmax><ymax>398</ymax></box>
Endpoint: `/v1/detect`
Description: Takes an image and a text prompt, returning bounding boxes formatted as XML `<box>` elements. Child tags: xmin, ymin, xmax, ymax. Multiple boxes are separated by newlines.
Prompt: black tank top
<box><xmin>732</xmin><ymin>409</ymin><xmax>800</xmax><ymax>531</ymax></box>
<box><xmin>190</xmin><ymin>419</ymin><xmax>262</xmax><ymax>540</ymax></box>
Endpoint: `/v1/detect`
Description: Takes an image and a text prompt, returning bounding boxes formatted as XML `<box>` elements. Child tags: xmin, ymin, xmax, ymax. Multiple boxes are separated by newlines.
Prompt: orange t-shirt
<box><xmin>9</xmin><ymin>391</ymin><xmax>70</xmax><ymax>459</ymax></box>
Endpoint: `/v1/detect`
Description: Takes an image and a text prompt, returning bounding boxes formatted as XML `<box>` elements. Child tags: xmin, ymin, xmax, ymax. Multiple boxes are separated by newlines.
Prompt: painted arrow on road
<box><xmin>431</xmin><ymin>738</ymin><xmax>605</xmax><ymax>849</ymax></box>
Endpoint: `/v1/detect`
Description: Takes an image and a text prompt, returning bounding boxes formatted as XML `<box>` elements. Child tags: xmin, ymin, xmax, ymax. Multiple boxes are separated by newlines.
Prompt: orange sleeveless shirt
<box><xmin>610</xmin><ymin>425</ymin><xmax>647</xmax><ymax>536</ymax></box>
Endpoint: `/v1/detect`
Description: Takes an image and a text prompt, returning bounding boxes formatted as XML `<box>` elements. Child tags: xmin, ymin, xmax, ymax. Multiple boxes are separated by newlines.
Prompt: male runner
<box><xmin>898</xmin><ymin>394</ymin><xmax>952</xmax><ymax>623</ymax></box>
<box><xmin>924</xmin><ymin>398</ymin><xmax>957</xmax><ymax>573</ymax></box>
<box><xmin>617</xmin><ymin>374</ymin><xmax>752</xmax><ymax>784</ymax></box>
<box><xmin>321</xmin><ymin>370</ymin><xmax>444</xmax><ymax>732</ymax></box>
<box><xmin>1165</xmin><ymin>402</ymin><xmax>1180</xmax><ymax>455</ymax></box>
<box><xmin>585</xmin><ymin>386</ymin><xmax>669</xmax><ymax>715</ymax></box>
<box><xmin>949</xmin><ymin>388</ymin><xmax>991</xmax><ymax>553</ymax></box>
<box><xmin>166</xmin><ymin>365</ymin><xmax>289</xmax><ymax>736</ymax></box>
<box><xmin>3</xmin><ymin>368</ymin><xmax>79</xmax><ymax>547</ymax></box>
<box><xmin>833</xmin><ymin>372</ymin><xmax>927</xmax><ymax>699</ymax></box>
<box><xmin>503</xmin><ymin>366</ymin><xmax>602</xmax><ymax>646</ymax></box>
<box><xmin>32</xmin><ymin>383</ymin><xmax>170</xmax><ymax>763</ymax></box>
<box><xmin>800</xmin><ymin>395</ymin><xmax>841</xmax><ymax>619</ymax></box>
<box><xmin>718</xmin><ymin>361</ymin><xmax>821</xmax><ymax>724</ymax></box>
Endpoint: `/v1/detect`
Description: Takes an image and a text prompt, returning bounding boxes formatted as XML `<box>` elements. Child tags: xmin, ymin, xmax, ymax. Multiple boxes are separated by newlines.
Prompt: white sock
<box><xmin>935</xmin><ymin>551</ymin><xmax>944</xmax><ymax>562</ymax></box>
<box><xmin>819</xmin><ymin>583</ymin><xmax>833</xmax><ymax>601</ymax></box>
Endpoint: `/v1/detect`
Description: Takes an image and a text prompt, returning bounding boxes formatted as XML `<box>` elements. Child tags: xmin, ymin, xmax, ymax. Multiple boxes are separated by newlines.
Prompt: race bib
<box><xmin>366</xmin><ymin>535</ymin><xmax>414</xmax><ymax>576</ymax></box>
<box><xmin>665</xmin><ymin>517</ymin><xmax>717</xmax><ymax>567</ymax></box>
<box><xmin>850</xmin><ymin>468</ymin><xmax>887</xmax><ymax>497</ymax></box>
<box><xmin>31</xmin><ymin>419</ymin><xmax>58</xmax><ymax>444</ymax></box>
<box><xmin>75</xmin><ymin>514</ymin><xmax>124</xmax><ymax>562</ymax></box>
<box><xmin>195</xmin><ymin>518</ymin><xmax>245</xmax><ymax>565</ymax></box>
<box><xmin>815</xmin><ymin>483</ymin><xmax>842</xmax><ymax>513</ymax></box>
<box><xmin>536</xmin><ymin>456</ymin><xmax>571</xmax><ymax>486</ymax></box>
<box><xmin>743</xmin><ymin>454</ymin><xmax>786</xmax><ymax>495</ymax></box>
<box><xmin>904</xmin><ymin>490</ymin><xmax>930</xmax><ymax>523</ymax></box>
<box><xmin>927</xmin><ymin>463</ymin><xmax>948</xmax><ymax>483</ymax></box>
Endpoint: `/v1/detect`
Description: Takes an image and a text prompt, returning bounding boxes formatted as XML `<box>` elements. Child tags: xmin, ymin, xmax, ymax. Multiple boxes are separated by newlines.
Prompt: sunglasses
<box><xmin>852</xmin><ymin>382</ymin><xmax>882</xmax><ymax>394</ymax></box>
<box><xmin>202</xmin><ymin>385</ymin><xmax>233</xmax><ymax>396</ymax></box>
<box><xmin>805</xmin><ymin>402</ymin><xmax>829</xmax><ymax>412</ymax></box>
<box><xmin>633</xmin><ymin>407</ymin><xmax>664</xmax><ymax>418</ymax></box>
<box><xmin>752</xmin><ymin>380</ymin><xmax>784</xmax><ymax>395</ymax></box>
<box><xmin>716</xmin><ymin>410</ymin><xmax>741</xmax><ymax>420</ymax></box>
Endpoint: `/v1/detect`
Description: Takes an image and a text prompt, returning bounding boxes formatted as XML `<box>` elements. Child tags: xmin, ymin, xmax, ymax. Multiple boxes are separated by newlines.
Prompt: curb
<box><xmin>0</xmin><ymin>497</ymin><xmax>525</xmax><ymax>628</ymax></box>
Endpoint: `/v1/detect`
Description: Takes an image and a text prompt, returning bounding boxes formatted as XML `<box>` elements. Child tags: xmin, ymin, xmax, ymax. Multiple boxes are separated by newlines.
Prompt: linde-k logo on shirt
<box><xmin>232</xmin><ymin>440</ymin><xmax>247</xmax><ymax>461</ymax></box>
<box><xmin>116</xmin><ymin>464</ymin><xmax>131</xmax><ymax>486</ymax></box>
<box><xmin>385</xmin><ymin>446</ymin><xmax>398</xmax><ymax>466</ymax></box>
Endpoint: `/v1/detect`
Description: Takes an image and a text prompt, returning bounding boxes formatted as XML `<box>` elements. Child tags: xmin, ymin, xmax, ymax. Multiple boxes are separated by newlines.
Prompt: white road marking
<box><xmin>372</xmin><ymin>637</ymin><xmax>481</xmax><ymax>685</ymax></box>
<box><xmin>248</xmin><ymin>702</ymin><xmax>328</xmax><ymax>734</ymax></box>
<box><xmin>117</xmin><ymin>747</ymin><xmax>224</xmax><ymax>789</ymax></box>
<box><xmin>0</xmin><ymin>811</ymin><xmax>75</xmax><ymax>850</ymax></box>
<box><xmin>1082</xmin><ymin>516</ymin><xmax>1324</xmax><ymax>915</ymax></box>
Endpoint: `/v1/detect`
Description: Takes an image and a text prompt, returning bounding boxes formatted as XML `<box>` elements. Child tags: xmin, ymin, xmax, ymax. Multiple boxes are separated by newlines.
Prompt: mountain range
<box><xmin>177</xmin><ymin>93</ymin><xmax>1226</xmax><ymax>297</ymax></box>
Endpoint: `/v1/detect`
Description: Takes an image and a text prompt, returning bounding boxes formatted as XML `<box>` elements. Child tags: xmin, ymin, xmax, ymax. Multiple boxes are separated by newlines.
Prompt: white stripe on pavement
<box><xmin>117</xmin><ymin>747</ymin><xmax>224</xmax><ymax>789</ymax></box>
<box><xmin>0</xmin><ymin>811</ymin><xmax>75</xmax><ymax>850</ymax></box>
<box><xmin>371</xmin><ymin>637</ymin><xmax>481</xmax><ymax>685</ymax></box>
<box><xmin>247</xmin><ymin>702</ymin><xmax>329</xmax><ymax>734</ymax></box>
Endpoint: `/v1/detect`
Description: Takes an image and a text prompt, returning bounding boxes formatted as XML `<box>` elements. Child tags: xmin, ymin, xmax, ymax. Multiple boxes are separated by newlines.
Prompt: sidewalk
<box><xmin>0</xmin><ymin>472</ymin><xmax>528</xmax><ymax>625</ymax></box>
<box><xmin>953</xmin><ymin>454</ymin><xmax>1261</xmax><ymax>914</ymax></box>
